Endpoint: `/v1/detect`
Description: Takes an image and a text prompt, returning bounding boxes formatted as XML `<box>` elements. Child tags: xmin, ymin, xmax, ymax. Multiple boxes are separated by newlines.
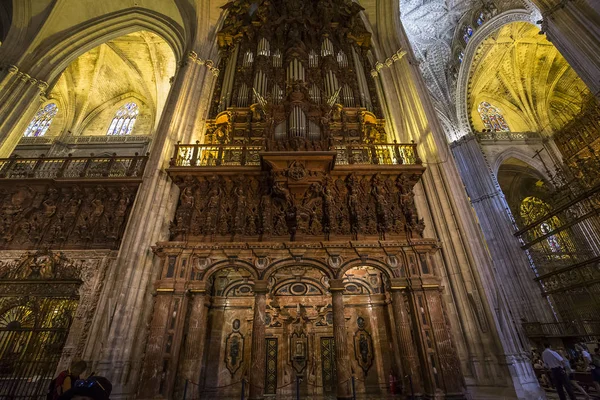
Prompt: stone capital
<box><xmin>186</xmin><ymin>281</ymin><xmax>207</xmax><ymax>294</ymax></box>
<box><xmin>252</xmin><ymin>280</ymin><xmax>269</xmax><ymax>294</ymax></box>
<box><xmin>390</xmin><ymin>278</ymin><xmax>408</xmax><ymax>291</ymax></box>
<box><xmin>329</xmin><ymin>279</ymin><xmax>345</xmax><ymax>292</ymax></box>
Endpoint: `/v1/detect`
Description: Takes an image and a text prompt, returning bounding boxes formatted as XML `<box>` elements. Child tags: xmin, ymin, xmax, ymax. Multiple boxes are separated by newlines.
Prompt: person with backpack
<box><xmin>58</xmin><ymin>376</ymin><xmax>112</xmax><ymax>400</ymax></box>
<box><xmin>47</xmin><ymin>360</ymin><xmax>87</xmax><ymax>400</ymax></box>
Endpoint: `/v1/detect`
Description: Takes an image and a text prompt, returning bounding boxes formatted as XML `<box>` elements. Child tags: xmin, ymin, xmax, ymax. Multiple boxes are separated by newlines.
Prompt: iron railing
<box><xmin>522</xmin><ymin>321</ymin><xmax>600</xmax><ymax>338</ymax></box>
<box><xmin>169</xmin><ymin>142</ymin><xmax>421</xmax><ymax>168</ymax></box>
<box><xmin>0</xmin><ymin>153</ymin><xmax>148</xmax><ymax>179</ymax></box>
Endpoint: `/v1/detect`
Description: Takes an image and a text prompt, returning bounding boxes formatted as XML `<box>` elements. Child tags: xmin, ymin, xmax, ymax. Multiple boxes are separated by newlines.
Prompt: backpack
<box><xmin>46</xmin><ymin>370</ymin><xmax>70</xmax><ymax>400</ymax></box>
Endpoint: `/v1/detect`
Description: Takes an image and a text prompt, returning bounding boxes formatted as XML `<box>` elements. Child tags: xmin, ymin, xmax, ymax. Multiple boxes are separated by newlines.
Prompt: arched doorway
<box><xmin>0</xmin><ymin>251</ymin><xmax>80</xmax><ymax>397</ymax></box>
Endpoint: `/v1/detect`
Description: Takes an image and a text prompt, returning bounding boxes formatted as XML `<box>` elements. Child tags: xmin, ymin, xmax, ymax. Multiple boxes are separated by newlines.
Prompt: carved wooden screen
<box><xmin>0</xmin><ymin>251</ymin><xmax>81</xmax><ymax>399</ymax></box>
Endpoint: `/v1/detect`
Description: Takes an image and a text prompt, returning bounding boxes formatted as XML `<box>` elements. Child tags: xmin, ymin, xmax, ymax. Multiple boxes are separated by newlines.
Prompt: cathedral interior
<box><xmin>0</xmin><ymin>0</ymin><xmax>599</xmax><ymax>399</ymax></box>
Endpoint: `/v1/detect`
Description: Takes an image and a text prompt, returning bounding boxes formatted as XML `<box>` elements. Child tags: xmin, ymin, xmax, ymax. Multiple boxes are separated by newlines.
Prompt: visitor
<box><xmin>591</xmin><ymin>348</ymin><xmax>600</xmax><ymax>395</ymax></box>
<box><xmin>577</xmin><ymin>343</ymin><xmax>592</xmax><ymax>364</ymax></box>
<box><xmin>563</xmin><ymin>354</ymin><xmax>591</xmax><ymax>399</ymax></box>
<box><xmin>58</xmin><ymin>376</ymin><xmax>112</xmax><ymax>400</ymax></box>
<box><xmin>541</xmin><ymin>344</ymin><xmax>576</xmax><ymax>400</ymax></box>
<box><xmin>47</xmin><ymin>360</ymin><xmax>87</xmax><ymax>400</ymax></box>
<box><xmin>533</xmin><ymin>358</ymin><xmax>550</xmax><ymax>387</ymax></box>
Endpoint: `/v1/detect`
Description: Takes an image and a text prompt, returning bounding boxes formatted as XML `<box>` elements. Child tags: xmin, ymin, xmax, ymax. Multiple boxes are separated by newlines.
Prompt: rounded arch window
<box><xmin>23</xmin><ymin>103</ymin><xmax>58</xmax><ymax>137</ymax></box>
<box><xmin>106</xmin><ymin>102</ymin><xmax>139</xmax><ymax>136</ymax></box>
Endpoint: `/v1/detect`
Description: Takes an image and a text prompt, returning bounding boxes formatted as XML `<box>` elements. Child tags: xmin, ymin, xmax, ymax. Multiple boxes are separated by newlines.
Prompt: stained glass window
<box><xmin>464</xmin><ymin>26</ymin><xmax>474</xmax><ymax>43</ymax></box>
<box><xmin>458</xmin><ymin>52</ymin><xmax>464</xmax><ymax>63</ymax></box>
<box><xmin>478</xmin><ymin>102</ymin><xmax>510</xmax><ymax>132</ymax></box>
<box><xmin>520</xmin><ymin>197</ymin><xmax>561</xmax><ymax>253</ymax></box>
<box><xmin>476</xmin><ymin>13</ymin><xmax>485</xmax><ymax>26</ymax></box>
<box><xmin>106</xmin><ymin>102</ymin><xmax>139</xmax><ymax>136</ymax></box>
<box><xmin>23</xmin><ymin>103</ymin><xmax>58</xmax><ymax>137</ymax></box>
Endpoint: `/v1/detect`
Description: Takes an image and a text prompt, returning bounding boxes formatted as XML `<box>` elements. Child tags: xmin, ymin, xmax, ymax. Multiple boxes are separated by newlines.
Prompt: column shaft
<box><xmin>179</xmin><ymin>291</ymin><xmax>209</xmax><ymax>397</ymax></box>
<box><xmin>390</xmin><ymin>289</ymin><xmax>423</xmax><ymax>395</ymax></box>
<box><xmin>330</xmin><ymin>279</ymin><xmax>352</xmax><ymax>400</ymax></box>
<box><xmin>249</xmin><ymin>281</ymin><xmax>268</xmax><ymax>400</ymax></box>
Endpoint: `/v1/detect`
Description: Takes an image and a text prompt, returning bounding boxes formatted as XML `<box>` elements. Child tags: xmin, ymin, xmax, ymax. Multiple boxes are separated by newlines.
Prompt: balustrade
<box><xmin>169</xmin><ymin>142</ymin><xmax>421</xmax><ymax>168</ymax></box>
<box><xmin>0</xmin><ymin>153</ymin><xmax>148</xmax><ymax>179</ymax></box>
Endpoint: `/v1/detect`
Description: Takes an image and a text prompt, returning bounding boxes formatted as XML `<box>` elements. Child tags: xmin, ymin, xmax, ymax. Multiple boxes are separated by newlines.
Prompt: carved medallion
<box><xmin>225</xmin><ymin>319</ymin><xmax>244</xmax><ymax>376</ymax></box>
<box><xmin>353</xmin><ymin>316</ymin><xmax>374</xmax><ymax>375</ymax></box>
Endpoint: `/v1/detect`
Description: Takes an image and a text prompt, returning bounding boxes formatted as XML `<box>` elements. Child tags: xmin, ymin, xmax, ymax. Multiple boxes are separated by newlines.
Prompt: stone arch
<box><xmin>25</xmin><ymin>8</ymin><xmax>185</xmax><ymax>85</ymax></box>
<box><xmin>455</xmin><ymin>10</ymin><xmax>537</xmax><ymax>136</ymax></box>
<box><xmin>335</xmin><ymin>258</ymin><xmax>395</xmax><ymax>280</ymax></box>
<box><xmin>200</xmin><ymin>259</ymin><xmax>259</xmax><ymax>283</ymax></box>
<box><xmin>491</xmin><ymin>147</ymin><xmax>551</xmax><ymax>180</ymax></box>
<box><xmin>261</xmin><ymin>258</ymin><xmax>334</xmax><ymax>281</ymax></box>
<box><xmin>0</xmin><ymin>0</ymin><xmax>12</xmax><ymax>44</ymax></box>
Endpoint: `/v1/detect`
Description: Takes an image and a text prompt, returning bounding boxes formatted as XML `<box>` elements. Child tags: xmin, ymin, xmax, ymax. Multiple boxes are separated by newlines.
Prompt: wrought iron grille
<box><xmin>0</xmin><ymin>294</ymin><xmax>79</xmax><ymax>399</ymax></box>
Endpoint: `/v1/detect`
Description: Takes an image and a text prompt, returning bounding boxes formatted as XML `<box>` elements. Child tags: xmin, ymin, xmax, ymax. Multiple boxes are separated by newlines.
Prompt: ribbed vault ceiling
<box><xmin>50</xmin><ymin>30</ymin><xmax>176</xmax><ymax>136</ymax></box>
<box><xmin>468</xmin><ymin>22</ymin><xmax>590</xmax><ymax>134</ymax></box>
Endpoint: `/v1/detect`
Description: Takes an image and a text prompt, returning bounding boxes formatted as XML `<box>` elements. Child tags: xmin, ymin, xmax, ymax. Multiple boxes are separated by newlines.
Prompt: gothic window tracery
<box><xmin>478</xmin><ymin>102</ymin><xmax>510</xmax><ymax>132</ymax></box>
<box><xmin>23</xmin><ymin>103</ymin><xmax>58</xmax><ymax>137</ymax></box>
<box><xmin>106</xmin><ymin>102</ymin><xmax>139</xmax><ymax>136</ymax></box>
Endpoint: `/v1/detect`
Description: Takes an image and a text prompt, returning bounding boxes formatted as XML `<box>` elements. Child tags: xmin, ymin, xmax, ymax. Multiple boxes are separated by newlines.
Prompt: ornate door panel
<box><xmin>0</xmin><ymin>250</ymin><xmax>81</xmax><ymax>399</ymax></box>
<box><xmin>320</xmin><ymin>337</ymin><xmax>337</xmax><ymax>395</ymax></box>
<box><xmin>0</xmin><ymin>297</ymin><xmax>78</xmax><ymax>399</ymax></box>
<box><xmin>265</xmin><ymin>338</ymin><xmax>278</xmax><ymax>395</ymax></box>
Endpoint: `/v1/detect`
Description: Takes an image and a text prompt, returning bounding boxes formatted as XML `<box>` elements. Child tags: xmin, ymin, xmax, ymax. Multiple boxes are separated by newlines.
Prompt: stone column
<box><xmin>0</xmin><ymin>66</ymin><xmax>48</xmax><ymax>157</ymax></box>
<box><xmin>178</xmin><ymin>283</ymin><xmax>209</xmax><ymax>397</ymax></box>
<box><xmin>536</xmin><ymin>0</ymin><xmax>600</xmax><ymax>98</ymax></box>
<box><xmin>249</xmin><ymin>280</ymin><xmax>269</xmax><ymax>400</ymax></box>
<box><xmin>450</xmin><ymin>134</ymin><xmax>547</xmax><ymax>398</ymax></box>
<box><xmin>389</xmin><ymin>280</ymin><xmax>422</xmax><ymax>395</ymax></box>
<box><xmin>94</xmin><ymin>53</ymin><xmax>215</xmax><ymax>397</ymax></box>
<box><xmin>330</xmin><ymin>279</ymin><xmax>352</xmax><ymax>400</ymax></box>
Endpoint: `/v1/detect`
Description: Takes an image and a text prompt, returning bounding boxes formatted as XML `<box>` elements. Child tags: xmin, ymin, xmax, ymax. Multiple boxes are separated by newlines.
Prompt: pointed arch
<box><xmin>24</xmin><ymin>9</ymin><xmax>185</xmax><ymax>85</ymax></box>
<box><xmin>455</xmin><ymin>10</ymin><xmax>536</xmax><ymax>136</ymax></box>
